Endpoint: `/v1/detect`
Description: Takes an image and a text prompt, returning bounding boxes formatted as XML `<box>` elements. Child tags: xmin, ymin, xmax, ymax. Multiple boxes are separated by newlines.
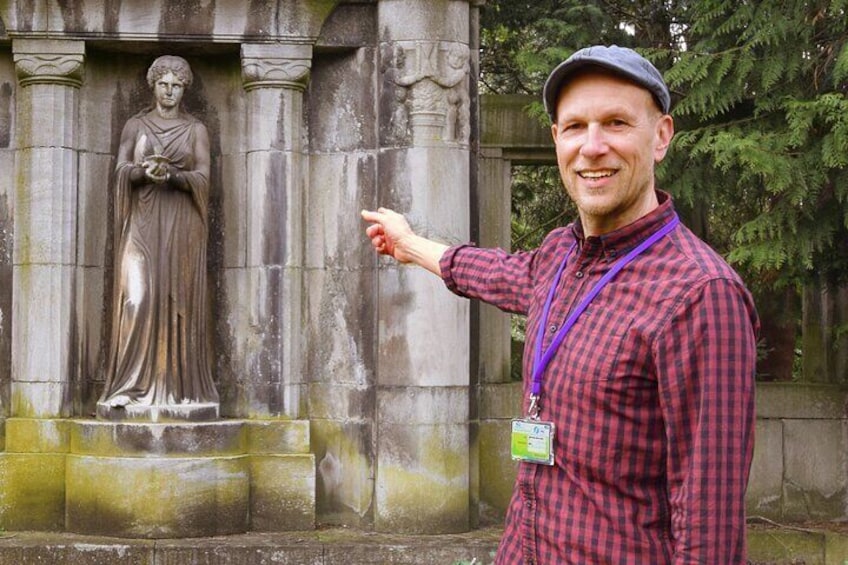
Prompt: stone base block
<box><xmin>96</xmin><ymin>402</ymin><xmax>219</xmax><ymax>422</ymax></box>
<box><xmin>66</xmin><ymin>454</ymin><xmax>249</xmax><ymax>538</ymax></box>
<box><xmin>6</xmin><ymin>417</ymin><xmax>71</xmax><ymax>453</ymax></box>
<box><xmin>66</xmin><ymin>419</ymin><xmax>249</xmax><ymax>538</ymax></box>
<box><xmin>250</xmin><ymin>454</ymin><xmax>316</xmax><ymax>531</ymax></box>
<box><xmin>0</xmin><ymin>452</ymin><xmax>66</xmax><ymax>531</ymax></box>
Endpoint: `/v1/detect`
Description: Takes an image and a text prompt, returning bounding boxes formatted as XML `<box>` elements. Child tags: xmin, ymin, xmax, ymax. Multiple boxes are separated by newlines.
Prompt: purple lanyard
<box><xmin>529</xmin><ymin>214</ymin><xmax>680</xmax><ymax>415</ymax></box>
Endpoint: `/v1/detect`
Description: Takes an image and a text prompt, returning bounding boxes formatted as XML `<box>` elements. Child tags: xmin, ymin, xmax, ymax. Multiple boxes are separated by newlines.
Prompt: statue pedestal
<box><xmin>0</xmin><ymin>418</ymin><xmax>316</xmax><ymax>537</ymax></box>
<box><xmin>66</xmin><ymin>420</ymin><xmax>249</xmax><ymax>538</ymax></box>
<box><xmin>95</xmin><ymin>402</ymin><xmax>220</xmax><ymax>422</ymax></box>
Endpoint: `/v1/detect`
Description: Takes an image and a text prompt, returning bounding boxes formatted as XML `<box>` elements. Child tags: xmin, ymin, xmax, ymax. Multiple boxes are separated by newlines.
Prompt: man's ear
<box><xmin>654</xmin><ymin>114</ymin><xmax>675</xmax><ymax>162</ymax></box>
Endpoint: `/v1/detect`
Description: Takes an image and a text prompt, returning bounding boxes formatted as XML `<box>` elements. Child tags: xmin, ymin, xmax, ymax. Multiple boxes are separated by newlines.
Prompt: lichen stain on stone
<box><xmin>14</xmin><ymin>0</ymin><xmax>35</xmax><ymax>31</ymax></box>
<box><xmin>245</xmin><ymin>0</ymin><xmax>277</xmax><ymax>37</ymax></box>
<box><xmin>56</xmin><ymin>0</ymin><xmax>89</xmax><ymax>33</ymax></box>
<box><xmin>378</xmin><ymin>462</ymin><xmax>467</xmax><ymax>531</ymax></box>
<box><xmin>315</xmin><ymin>426</ymin><xmax>374</xmax><ymax>518</ymax></box>
<box><xmin>158</xmin><ymin>0</ymin><xmax>215</xmax><ymax>38</ymax></box>
<box><xmin>0</xmin><ymin>82</ymin><xmax>12</xmax><ymax>148</ymax></box>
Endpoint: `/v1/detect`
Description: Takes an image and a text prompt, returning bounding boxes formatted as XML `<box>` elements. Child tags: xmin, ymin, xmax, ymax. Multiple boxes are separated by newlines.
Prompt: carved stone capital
<box><xmin>12</xmin><ymin>40</ymin><xmax>85</xmax><ymax>88</ymax></box>
<box><xmin>241</xmin><ymin>43</ymin><xmax>313</xmax><ymax>92</ymax></box>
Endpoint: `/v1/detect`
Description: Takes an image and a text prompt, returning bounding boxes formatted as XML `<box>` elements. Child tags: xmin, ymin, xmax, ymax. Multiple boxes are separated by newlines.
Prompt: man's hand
<box><xmin>361</xmin><ymin>208</ymin><xmax>416</xmax><ymax>263</ymax></box>
<box><xmin>361</xmin><ymin>208</ymin><xmax>449</xmax><ymax>276</ymax></box>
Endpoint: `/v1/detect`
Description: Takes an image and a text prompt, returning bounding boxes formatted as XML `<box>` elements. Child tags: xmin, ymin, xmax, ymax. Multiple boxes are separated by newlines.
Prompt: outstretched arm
<box><xmin>361</xmin><ymin>208</ymin><xmax>448</xmax><ymax>276</ymax></box>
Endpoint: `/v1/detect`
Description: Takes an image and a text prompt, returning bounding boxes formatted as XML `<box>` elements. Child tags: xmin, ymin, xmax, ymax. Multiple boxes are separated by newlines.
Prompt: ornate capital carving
<box><xmin>385</xmin><ymin>41</ymin><xmax>471</xmax><ymax>144</ymax></box>
<box><xmin>241</xmin><ymin>44</ymin><xmax>313</xmax><ymax>92</ymax></box>
<box><xmin>13</xmin><ymin>41</ymin><xmax>85</xmax><ymax>88</ymax></box>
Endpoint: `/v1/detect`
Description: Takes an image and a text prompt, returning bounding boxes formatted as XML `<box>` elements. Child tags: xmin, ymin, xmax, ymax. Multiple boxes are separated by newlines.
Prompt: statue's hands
<box><xmin>142</xmin><ymin>157</ymin><xmax>170</xmax><ymax>184</ymax></box>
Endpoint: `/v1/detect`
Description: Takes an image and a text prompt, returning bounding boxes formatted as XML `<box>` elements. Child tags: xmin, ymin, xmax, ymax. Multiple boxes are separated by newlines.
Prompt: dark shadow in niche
<box><xmin>0</xmin><ymin>82</ymin><xmax>11</xmax><ymax>148</ymax></box>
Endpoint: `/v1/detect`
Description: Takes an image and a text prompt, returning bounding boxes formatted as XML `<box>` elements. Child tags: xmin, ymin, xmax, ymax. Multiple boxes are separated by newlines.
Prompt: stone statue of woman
<box><xmin>98</xmin><ymin>55</ymin><xmax>217</xmax><ymax>419</ymax></box>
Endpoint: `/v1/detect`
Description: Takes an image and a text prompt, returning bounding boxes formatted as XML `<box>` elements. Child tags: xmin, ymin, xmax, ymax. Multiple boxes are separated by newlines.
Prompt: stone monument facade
<box><xmin>0</xmin><ymin>0</ymin><xmax>485</xmax><ymax>536</ymax></box>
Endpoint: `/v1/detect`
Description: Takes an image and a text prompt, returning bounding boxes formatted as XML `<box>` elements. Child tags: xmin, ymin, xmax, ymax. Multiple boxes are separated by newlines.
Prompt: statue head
<box><xmin>146</xmin><ymin>55</ymin><xmax>193</xmax><ymax>90</ymax></box>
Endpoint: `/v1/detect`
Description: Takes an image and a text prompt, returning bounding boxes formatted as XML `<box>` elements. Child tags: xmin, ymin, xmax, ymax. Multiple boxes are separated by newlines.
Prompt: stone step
<box><xmin>0</xmin><ymin>528</ymin><xmax>502</xmax><ymax>564</ymax></box>
<box><xmin>0</xmin><ymin>525</ymin><xmax>846</xmax><ymax>564</ymax></box>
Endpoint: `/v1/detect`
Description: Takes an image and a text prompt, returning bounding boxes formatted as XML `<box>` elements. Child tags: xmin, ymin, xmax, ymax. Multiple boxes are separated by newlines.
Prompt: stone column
<box><xmin>227</xmin><ymin>43</ymin><xmax>311</xmax><ymax>418</ymax></box>
<box><xmin>0</xmin><ymin>39</ymin><xmax>84</xmax><ymax>532</ymax></box>
<box><xmin>375</xmin><ymin>0</ymin><xmax>473</xmax><ymax>533</ymax></box>
<box><xmin>476</xmin><ymin>146</ymin><xmax>522</xmax><ymax>522</ymax></box>
<box><xmin>10</xmin><ymin>39</ymin><xmax>84</xmax><ymax>419</ymax></box>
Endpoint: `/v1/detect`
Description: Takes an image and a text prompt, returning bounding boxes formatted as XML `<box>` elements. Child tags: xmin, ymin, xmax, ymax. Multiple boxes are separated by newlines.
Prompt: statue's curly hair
<box><xmin>146</xmin><ymin>55</ymin><xmax>193</xmax><ymax>89</ymax></box>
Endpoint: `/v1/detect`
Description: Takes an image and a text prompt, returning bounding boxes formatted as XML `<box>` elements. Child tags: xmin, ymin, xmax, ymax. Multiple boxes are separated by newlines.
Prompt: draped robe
<box><xmin>100</xmin><ymin>110</ymin><xmax>217</xmax><ymax>407</ymax></box>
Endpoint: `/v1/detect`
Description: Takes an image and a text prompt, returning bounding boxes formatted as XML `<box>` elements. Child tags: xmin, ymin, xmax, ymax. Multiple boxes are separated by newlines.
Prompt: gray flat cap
<box><xmin>543</xmin><ymin>45</ymin><xmax>671</xmax><ymax>121</ymax></box>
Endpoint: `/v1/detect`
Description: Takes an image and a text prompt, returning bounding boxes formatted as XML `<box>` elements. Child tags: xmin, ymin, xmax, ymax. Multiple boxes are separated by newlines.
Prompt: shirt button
<box><xmin>575</xmin><ymin>271</ymin><xmax>584</xmax><ymax>278</ymax></box>
<box><xmin>549</xmin><ymin>324</ymin><xmax>557</xmax><ymax>333</ymax></box>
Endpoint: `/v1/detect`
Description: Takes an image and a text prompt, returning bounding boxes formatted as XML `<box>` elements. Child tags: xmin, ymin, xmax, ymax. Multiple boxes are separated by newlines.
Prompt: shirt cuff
<box><xmin>439</xmin><ymin>243</ymin><xmax>477</xmax><ymax>295</ymax></box>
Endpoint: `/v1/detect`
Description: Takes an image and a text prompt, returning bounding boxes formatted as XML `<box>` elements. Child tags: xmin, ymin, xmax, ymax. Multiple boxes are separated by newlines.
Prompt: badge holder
<box><xmin>510</xmin><ymin>394</ymin><xmax>555</xmax><ymax>466</ymax></box>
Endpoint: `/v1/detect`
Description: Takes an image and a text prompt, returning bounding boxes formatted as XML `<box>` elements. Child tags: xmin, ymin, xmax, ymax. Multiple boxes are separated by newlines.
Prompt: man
<box><xmin>362</xmin><ymin>45</ymin><xmax>758</xmax><ymax>564</ymax></box>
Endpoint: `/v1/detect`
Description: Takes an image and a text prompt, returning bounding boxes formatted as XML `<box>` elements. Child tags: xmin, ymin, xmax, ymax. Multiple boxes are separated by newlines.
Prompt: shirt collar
<box><xmin>571</xmin><ymin>190</ymin><xmax>677</xmax><ymax>260</ymax></box>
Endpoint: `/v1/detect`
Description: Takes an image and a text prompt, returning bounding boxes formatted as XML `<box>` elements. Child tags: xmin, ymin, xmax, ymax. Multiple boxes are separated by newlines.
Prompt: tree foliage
<box><xmin>482</xmin><ymin>0</ymin><xmax>848</xmax><ymax>291</ymax></box>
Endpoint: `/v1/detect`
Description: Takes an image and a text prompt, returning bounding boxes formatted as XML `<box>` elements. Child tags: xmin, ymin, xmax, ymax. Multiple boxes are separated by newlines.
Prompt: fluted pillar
<box><xmin>375</xmin><ymin>0</ymin><xmax>473</xmax><ymax>533</ymax></box>
<box><xmin>225</xmin><ymin>43</ymin><xmax>311</xmax><ymax>418</ymax></box>
<box><xmin>10</xmin><ymin>40</ymin><xmax>84</xmax><ymax>419</ymax></box>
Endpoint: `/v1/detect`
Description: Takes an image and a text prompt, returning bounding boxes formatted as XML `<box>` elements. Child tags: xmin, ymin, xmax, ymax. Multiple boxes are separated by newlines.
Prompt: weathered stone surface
<box><xmin>0</xmin><ymin>52</ymin><xmax>14</xmax><ymax>149</ymax></box>
<box><xmin>218</xmin><ymin>266</ymin><xmax>305</xmax><ymax>415</ymax></box>
<box><xmin>0</xmin><ymin>2</ymin><xmax>339</xmax><ymax>43</ymax></box>
<box><xmin>316</xmin><ymin>3</ymin><xmax>376</xmax><ymax>49</ymax></box>
<box><xmin>747</xmin><ymin>525</ymin><xmax>827</xmax><ymax>565</ymax></box>
<box><xmin>747</xmin><ymin>419</ymin><xmax>784</xmax><ymax>519</ymax></box>
<box><xmin>311</xmin><ymin>419</ymin><xmax>375</xmax><ymax>527</ymax></box>
<box><xmin>305</xmin><ymin>154</ymin><xmax>377</xmax><ymax>269</ymax></box>
<box><xmin>66</xmin><ymin>454</ymin><xmax>250</xmax><ymax>538</ymax></box>
<box><xmin>5</xmin><ymin>417</ymin><xmax>70</xmax><ymax>453</ymax></box>
<box><xmin>247</xmin><ymin>419</ymin><xmax>310</xmax><ymax>454</ymax></box>
<box><xmin>309</xmin><ymin>48</ymin><xmax>377</xmax><ymax>153</ymax></box>
<box><xmin>304</xmin><ymin>268</ymin><xmax>376</xmax><ymax>389</ymax></box>
<box><xmin>477</xmin><ymin>420</ymin><xmax>517</xmax><ymax>523</ymax></box>
<box><xmin>69</xmin><ymin>420</ymin><xmax>247</xmax><ymax>457</ymax></box>
<box><xmin>0</xmin><ymin>452</ymin><xmax>66</xmax><ymax>531</ymax></box>
<box><xmin>76</xmin><ymin>153</ymin><xmax>110</xmax><ymax>268</ymax></box>
<box><xmin>782</xmin><ymin>419</ymin><xmax>848</xmax><ymax>521</ymax></box>
<box><xmin>250</xmin><ymin>454</ymin><xmax>316</xmax><ymax>531</ymax></box>
<box><xmin>12</xmin><ymin>265</ymin><xmax>74</xmax><ymax>400</ymax></box>
<box><xmin>377</xmin><ymin>267</ymin><xmax>469</xmax><ymax>387</ymax></box>
<box><xmin>378</xmin><ymin>0</ymin><xmax>470</xmax><ymax>44</ymax></box>
<box><xmin>377</xmin><ymin>147</ymin><xmax>470</xmax><ymax>238</ymax></box>
<box><xmin>245</xmin><ymin>151</ymin><xmax>301</xmax><ymax>267</ymax></box>
<box><xmin>74</xmin><ymin>265</ymin><xmax>105</xmax><ymax>415</ymax></box>
<box><xmin>375</xmin><ymin>416</ymin><xmax>469</xmax><ymax>533</ymax></box>
<box><xmin>480</xmin><ymin>94</ymin><xmax>554</xmax><ymax>154</ymax></box>
<box><xmin>11</xmin><ymin>380</ymin><xmax>71</xmax><ymax>418</ymax></box>
<box><xmin>0</xmin><ymin>148</ymin><xmax>12</xmax><ymax>418</ymax></box>
<box><xmin>757</xmin><ymin>382</ymin><xmax>848</xmax><ymax>419</ymax></box>
<box><xmin>13</xmin><ymin>147</ymin><xmax>78</xmax><ymax>265</ymax></box>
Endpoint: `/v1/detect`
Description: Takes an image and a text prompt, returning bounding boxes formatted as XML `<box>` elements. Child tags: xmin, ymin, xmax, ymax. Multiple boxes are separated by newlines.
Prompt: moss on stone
<box><xmin>0</xmin><ymin>452</ymin><xmax>66</xmax><ymax>531</ymax></box>
<box><xmin>377</xmin><ymin>462</ymin><xmax>469</xmax><ymax>534</ymax></box>
<box><xmin>249</xmin><ymin>454</ymin><xmax>316</xmax><ymax>531</ymax></box>
<box><xmin>6</xmin><ymin>418</ymin><xmax>69</xmax><ymax>453</ymax></box>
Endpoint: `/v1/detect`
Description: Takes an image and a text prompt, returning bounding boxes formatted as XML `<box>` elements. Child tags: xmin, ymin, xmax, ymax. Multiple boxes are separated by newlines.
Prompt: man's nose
<box><xmin>580</xmin><ymin>124</ymin><xmax>608</xmax><ymax>157</ymax></box>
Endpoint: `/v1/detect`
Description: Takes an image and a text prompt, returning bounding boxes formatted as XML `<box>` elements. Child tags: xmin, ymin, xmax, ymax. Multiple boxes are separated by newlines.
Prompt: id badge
<box><xmin>510</xmin><ymin>419</ymin><xmax>555</xmax><ymax>466</ymax></box>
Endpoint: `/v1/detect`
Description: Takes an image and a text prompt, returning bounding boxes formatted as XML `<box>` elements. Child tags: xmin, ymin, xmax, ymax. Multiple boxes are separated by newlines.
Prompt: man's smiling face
<box><xmin>550</xmin><ymin>69</ymin><xmax>674</xmax><ymax>236</ymax></box>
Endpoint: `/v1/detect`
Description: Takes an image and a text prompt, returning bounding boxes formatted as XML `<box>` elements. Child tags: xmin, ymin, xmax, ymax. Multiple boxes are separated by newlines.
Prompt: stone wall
<box><xmin>748</xmin><ymin>383</ymin><xmax>848</xmax><ymax>523</ymax></box>
<box><xmin>0</xmin><ymin>0</ymin><xmax>484</xmax><ymax>536</ymax></box>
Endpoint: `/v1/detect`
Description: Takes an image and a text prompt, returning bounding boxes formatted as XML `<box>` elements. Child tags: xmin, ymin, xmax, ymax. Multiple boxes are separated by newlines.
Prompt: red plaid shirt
<box><xmin>441</xmin><ymin>192</ymin><xmax>758</xmax><ymax>564</ymax></box>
